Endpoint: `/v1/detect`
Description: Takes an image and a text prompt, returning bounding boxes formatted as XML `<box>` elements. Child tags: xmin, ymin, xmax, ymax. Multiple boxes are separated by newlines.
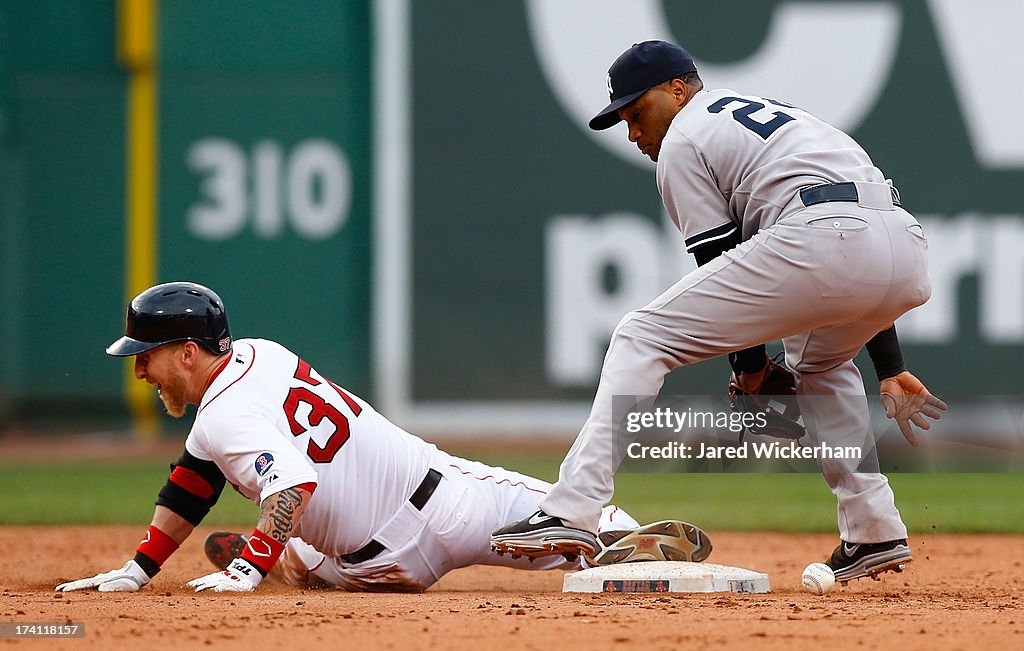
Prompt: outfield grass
<box><xmin>1</xmin><ymin>455</ymin><xmax>1020</xmax><ymax>533</ymax></box>
<box><xmin>0</xmin><ymin>460</ymin><xmax>259</xmax><ymax>526</ymax></box>
<box><xmin>611</xmin><ymin>472</ymin><xmax>1024</xmax><ymax>533</ymax></box>
<box><xmin>469</xmin><ymin>452</ymin><xmax>1024</xmax><ymax>533</ymax></box>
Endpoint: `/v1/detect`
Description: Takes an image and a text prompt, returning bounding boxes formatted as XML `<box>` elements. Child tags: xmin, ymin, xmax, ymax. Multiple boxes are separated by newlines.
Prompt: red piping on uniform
<box><xmin>199</xmin><ymin>343</ymin><xmax>256</xmax><ymax>415</ymax></box>
<box><xmin>447</xmin><ymin>464</ymin><xmax>547</xmax><ymax>495</ymax></box>
<box><xmin>198</xmin><ymin>354</ymin><xmax>232</xmax><ymax>399</ymax></box>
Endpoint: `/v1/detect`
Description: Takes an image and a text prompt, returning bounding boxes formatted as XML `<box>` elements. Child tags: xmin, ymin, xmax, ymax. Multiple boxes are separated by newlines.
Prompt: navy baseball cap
<box><xmin>589</xmin><ymin>40</ymin><xmax>698</xmax><ymax>131</ymax></box>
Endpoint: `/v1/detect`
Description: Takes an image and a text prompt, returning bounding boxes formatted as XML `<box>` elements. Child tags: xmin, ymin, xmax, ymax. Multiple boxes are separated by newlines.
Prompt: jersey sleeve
<box><xmin>189</xmin><ymin>405</ymin><xmax>319</xmax><ymax>504</ymax></box>
<box><xmin>657</xmin><ymin>132</ymin><xmax>738</xmax><ymax>254</ymax></box>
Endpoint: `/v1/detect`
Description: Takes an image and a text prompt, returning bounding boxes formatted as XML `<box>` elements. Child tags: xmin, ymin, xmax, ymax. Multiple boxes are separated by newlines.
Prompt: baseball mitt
<box><xmin>728</xmin><ymin>354</ymin><xmax>805</xmax><ymax>441</ymax></box>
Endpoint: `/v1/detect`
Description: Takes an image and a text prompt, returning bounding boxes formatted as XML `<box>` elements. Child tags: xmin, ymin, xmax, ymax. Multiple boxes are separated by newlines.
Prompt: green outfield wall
<box><xmin>379</xmin><ymin>0</ymin><xmax>1024</xmax><ymax>434</ymax></box>
<box><xmin>1</xmin><ymin>1</ymin><xmax>1022</xmax><ymax>435</ymax></box>
<box><xmin>0</xmin><ymin>1</ymin><xmax>371</xmax><ymax>428</ymax></box>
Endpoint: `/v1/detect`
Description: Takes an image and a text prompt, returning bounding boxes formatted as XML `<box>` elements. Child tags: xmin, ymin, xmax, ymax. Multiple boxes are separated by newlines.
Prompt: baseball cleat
<box><xmin>585</xmin><ymin>520</ymin><xmax>713</xmax><ymax>566</ymax></box>
<box><xmin>204</xmin><ymin>531</ymin><xmax>248</xmax><ymax>570</ymax></box>
<box><xmin>825</xmin><ymin>538</ymin><xmax>912</xmax><ymax>584</ymax></box>
<box><xmin>490</xmin><ymin>510</ymin><xmax>599</xmax><ymax>558</ymax></box>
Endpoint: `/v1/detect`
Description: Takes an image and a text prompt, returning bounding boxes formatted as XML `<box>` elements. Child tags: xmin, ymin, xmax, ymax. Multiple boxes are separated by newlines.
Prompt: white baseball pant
<box><xmin>277</xmin><ymin>449</ymin><xmax>639</xmax><ymax>591</ymax></box>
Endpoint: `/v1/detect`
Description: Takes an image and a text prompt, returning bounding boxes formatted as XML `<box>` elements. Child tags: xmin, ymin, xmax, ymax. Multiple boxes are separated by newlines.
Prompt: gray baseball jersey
<box><xmin>658</xmin><ymin>88</ymin><xmax>887</xmax><ymax>247</ymax></box>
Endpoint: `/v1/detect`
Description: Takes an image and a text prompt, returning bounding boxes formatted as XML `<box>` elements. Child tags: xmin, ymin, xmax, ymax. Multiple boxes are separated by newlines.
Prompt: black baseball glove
<box><xmin>727</xmin><ymin>354</ymin><xmax>805</xmax><ymax>442</ymax></box>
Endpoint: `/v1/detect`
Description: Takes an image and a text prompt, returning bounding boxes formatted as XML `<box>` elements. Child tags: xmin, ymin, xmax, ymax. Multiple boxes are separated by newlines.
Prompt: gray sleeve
<box><xmin>657</xmin><ymin>133</ymin><xmax>737</xmax><ymax>252</ymax></box>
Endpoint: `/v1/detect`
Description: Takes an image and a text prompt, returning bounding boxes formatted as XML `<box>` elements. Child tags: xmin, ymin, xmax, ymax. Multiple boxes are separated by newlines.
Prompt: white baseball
<box><xmin>801</xmin><ymin>562</ymin><xmax>835</xmax><ymax>595</ymax></box>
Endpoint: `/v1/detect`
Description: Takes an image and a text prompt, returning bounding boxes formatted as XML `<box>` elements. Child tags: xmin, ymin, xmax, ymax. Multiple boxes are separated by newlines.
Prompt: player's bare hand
<box><xmin>55</xmin><ymin>560</ymin><xmax>150</xmax><ymax>592</ymax></box>
<box><xmin>880</xmin><ymin>371</ymin><xmax>947</xmax><ymax>446</ymax></box>
<box><xmin>187</xmin><ymin>558</ymin><xmax>260</xmax><ymax>592</ymax></box>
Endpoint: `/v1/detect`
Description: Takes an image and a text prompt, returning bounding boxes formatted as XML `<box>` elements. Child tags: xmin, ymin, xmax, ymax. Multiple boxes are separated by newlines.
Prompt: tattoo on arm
<box><xmin>256</xmin><ymin>487</ymin><xmax>308</xmax><ymax>544</ymax></box>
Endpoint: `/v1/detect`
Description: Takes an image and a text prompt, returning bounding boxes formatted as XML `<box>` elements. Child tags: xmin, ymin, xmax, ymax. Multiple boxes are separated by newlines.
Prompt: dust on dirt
<box><xmin>2</xmin><ymin>526</ymin><xmax>1020</xmax><ymax>650</ymax></box>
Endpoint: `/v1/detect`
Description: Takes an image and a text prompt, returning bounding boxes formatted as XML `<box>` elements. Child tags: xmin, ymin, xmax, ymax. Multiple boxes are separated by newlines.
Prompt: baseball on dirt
<box><xmin>801</xmin><ymin>562</ymin><xmax>835</xmax><ymax>595</ymax></box>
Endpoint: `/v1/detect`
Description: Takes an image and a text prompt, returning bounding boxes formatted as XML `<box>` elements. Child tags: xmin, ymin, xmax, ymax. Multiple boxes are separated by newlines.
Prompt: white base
<box><xmin>562</xmin><ymin>561</ymin><xmax>771</xmax><ymax>594</ymax></box>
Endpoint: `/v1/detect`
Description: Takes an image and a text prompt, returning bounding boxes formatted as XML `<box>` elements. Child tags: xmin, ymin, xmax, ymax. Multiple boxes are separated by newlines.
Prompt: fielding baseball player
<box><xmin>492</xmin><ymin>41</ymin><xmax>947</xmax><ymax>584</ymax></box>
<box><xmin>55</xmin><ymin>282</ymin><xmax>711</xmax><ymax>594</ymax></box>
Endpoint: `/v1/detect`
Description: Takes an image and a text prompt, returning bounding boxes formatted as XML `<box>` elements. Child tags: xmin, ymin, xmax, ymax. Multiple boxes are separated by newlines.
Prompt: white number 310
<box><xmin>187</xmin><ymin>138</ymin><xmax>352</xmax><ymax>241</ymax></box>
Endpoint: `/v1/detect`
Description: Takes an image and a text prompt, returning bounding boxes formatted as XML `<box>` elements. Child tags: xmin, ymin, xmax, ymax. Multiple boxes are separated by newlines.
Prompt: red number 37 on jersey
<box><xmin>282</xmin><ymin>359</ymin><xmax>362</xmax><ymax>463</ymax></box>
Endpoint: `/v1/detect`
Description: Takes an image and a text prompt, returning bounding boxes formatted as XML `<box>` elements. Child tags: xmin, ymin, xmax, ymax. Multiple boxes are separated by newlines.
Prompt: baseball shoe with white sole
<box><xmin>585</xmin><ymin>520</ymin><xmax>712</xmax><ymax>566</ymax></box>
<box><xmin>825</xmin><ymin>538</ymin><xmax>912</xmax><ymax>584</ymax></box>
<box><xmin>490</xmin><ymin>510</ymin><xmax>598</xmax><ymax>558</ymax></box>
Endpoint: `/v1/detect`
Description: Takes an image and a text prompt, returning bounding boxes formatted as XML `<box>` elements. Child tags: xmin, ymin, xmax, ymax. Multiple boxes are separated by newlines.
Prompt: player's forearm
<box><xmin>133</xmin><ymin>505</ymin><xmax>195</xmax><ymax>579</ymax></box>
<box><xmin>151</xmin><ymin>505</ymin><xmax>195</xmax><ymax>544</ymax></box>
<box><xmin>211</xmin><ymin>485</ymin><xmax>313</xmax><ymax>586</ymax></box>
<box><xmin>255</xmin><ymin>485</ymin><xmax>311</xmax><ymax>544</ymax></box>
<box><xmin>865</xmin><ymin>324</ymin><xmax>906</xmax><ymax>382</ymax></box>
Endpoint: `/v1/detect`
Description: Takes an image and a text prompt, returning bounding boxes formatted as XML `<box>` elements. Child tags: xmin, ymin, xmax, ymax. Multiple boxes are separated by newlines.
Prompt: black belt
<box><xmin>340</xmin><ymin>468</ymin><xmax>443</xmax><ymax>564</ymax></box>
<box><xmin>800</xmin><ymin>182</ymin><xmax>901</xmax><ymax>208</ymax></box>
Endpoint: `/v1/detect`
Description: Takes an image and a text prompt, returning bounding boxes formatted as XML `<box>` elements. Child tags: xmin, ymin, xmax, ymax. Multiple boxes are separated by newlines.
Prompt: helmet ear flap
<box><xmin>107</xmin><ymin>282</ymin><xmax>232</xmax><ymax>357</ymax></box>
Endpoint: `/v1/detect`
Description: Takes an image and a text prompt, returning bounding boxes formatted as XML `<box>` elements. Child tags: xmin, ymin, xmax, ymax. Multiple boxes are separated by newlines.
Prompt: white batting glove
<box><xmin>187</xmin><ymin>558</ymin><xmax>262</xmax><ymax>593</ymax></box>
<box><xmin>55</xmin><ymin>560</ymin><xmax>151</xmax><ymax>593</ymax></box>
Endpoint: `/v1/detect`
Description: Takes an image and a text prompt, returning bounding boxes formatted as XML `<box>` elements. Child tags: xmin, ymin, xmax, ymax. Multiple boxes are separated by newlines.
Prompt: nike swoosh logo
<box><xmin>528</xmin><ymin>512</ymin><xmax>555</xmax><ymax>525</ymax></box>
<box><xmin>843</xmin><ymin>543</ymin><xmax>861</xmax><ymax>556</ymax></box>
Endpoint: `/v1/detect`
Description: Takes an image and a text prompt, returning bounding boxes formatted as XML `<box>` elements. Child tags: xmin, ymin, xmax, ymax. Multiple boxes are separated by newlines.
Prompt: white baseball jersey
<box><xmin>184</xmin><ymin>338</ymin><xmax>436</xmax><ymax>558</ymax></box>
<box><xmin>657</xmin><ymin>88</ymin><xmax>887</xmax><ymax>249</ymax></box>
<box><xmin>184</xmin><ymin>337</ymin><xmax>641</xmax><ymax>590</ymax></box>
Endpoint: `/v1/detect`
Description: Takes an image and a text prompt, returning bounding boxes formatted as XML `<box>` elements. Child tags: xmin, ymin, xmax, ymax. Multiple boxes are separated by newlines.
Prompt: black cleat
<box><xmin>826</xmin><ymin>539</ymin><xmax>912</xmax><ymax>583</ymax></box>
<box><xmin>490</xmin><ymin>510</ymin><xmax>598</xmax><ymax>558</ymax></box>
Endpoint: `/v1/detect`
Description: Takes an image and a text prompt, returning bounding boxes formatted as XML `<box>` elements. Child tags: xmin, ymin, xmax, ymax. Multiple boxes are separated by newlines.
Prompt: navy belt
<box><xmin>341</xmin><ymin>468</ymin><xmax>443</xmax><ymax>564</ymax></box>
<box><xmin>800</xmin><ymin>182</ymin><xmax>901</xmax><ymax>208</ymax></box>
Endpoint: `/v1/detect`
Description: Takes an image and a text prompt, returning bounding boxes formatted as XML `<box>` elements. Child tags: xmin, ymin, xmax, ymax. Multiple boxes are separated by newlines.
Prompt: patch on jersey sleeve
<box><xmin>254</xmin><ymin>452</ymin><xmax>275</xmax><ymax>476</ymax></box>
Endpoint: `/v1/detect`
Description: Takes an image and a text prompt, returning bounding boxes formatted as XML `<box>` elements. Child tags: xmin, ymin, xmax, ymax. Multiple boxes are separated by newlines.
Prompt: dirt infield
<box><xmin>2</xmin><ymin>527</ymin><xmax>1020</xmax><ymax>649</ymax></box>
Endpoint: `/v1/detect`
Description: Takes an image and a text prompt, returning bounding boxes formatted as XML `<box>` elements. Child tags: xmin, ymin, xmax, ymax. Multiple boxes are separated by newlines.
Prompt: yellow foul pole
<box><xmin>117</xmin><ymin>0</ymin><xmax>160</xmax><ymax>438</ymax></box>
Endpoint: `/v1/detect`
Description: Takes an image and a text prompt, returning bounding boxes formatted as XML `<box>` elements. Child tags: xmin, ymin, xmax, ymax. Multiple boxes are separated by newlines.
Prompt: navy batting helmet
<box><xmin>107</xmin><ymin>281</ymin><xmax>232</xmax><ymax>357</ymax></box>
